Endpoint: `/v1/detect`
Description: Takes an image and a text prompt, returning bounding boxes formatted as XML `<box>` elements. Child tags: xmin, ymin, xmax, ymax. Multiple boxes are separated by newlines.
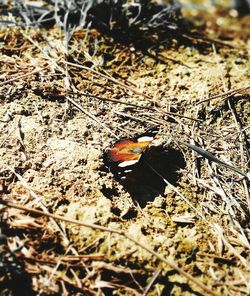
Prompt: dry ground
<box><xmin>0</xmin><ymin>6</ymin><xmax>250</xmax><ymax>296</ymax></box>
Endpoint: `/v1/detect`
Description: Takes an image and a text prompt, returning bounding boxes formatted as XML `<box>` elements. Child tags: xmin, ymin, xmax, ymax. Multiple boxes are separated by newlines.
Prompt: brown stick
<box><xmin>0</xmin><ymin>66</ymin><xmax>50</xmax><ymax>86</ymax></box>
<box><xmin>55</xmin><ymin>89</ymin><xmax>200</xmax><ymax>122</ymax></box>
<box><xmin>196</xmin><ymin>86</ymin><xmax>250</xmax><ymax>105</ymax></box>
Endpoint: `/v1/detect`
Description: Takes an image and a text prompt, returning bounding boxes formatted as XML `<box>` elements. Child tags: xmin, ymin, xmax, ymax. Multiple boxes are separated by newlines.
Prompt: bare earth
<box><xmin>0</xmin><ymin>9</ymin><xmax>250</xmax><ymax>296</ymax></box>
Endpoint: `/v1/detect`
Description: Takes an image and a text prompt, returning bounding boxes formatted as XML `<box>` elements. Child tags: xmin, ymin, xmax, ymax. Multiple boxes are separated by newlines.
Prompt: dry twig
<box><xmin>196</xmin><ymin>86</ymin><xmax>250</xmax><ymax>105</ymax></box>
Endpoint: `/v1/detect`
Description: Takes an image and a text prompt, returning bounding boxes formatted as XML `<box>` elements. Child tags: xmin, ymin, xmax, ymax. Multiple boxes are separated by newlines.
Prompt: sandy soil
<box><xmin>0</xmin><ymin>8</ymin><xmax>250</xmax><ymax>296</ymax></box>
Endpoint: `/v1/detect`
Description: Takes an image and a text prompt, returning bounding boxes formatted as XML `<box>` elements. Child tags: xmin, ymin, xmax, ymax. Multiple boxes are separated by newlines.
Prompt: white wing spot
<box><xmin>118</xmin><ymin>159</ymin><xmax>139</xmax><ymax>167</ymax></box>
<box><xmin>137</xmin><ymin>136</ymin><xmax>153</xmax><ymax>142</ymax></box>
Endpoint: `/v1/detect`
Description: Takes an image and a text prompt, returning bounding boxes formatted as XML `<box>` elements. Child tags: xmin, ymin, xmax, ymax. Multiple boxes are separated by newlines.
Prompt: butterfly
<box><xmin>104</xmin><ymin>126</ymin><xmax>159</xmax><ymax>180</ymax></box>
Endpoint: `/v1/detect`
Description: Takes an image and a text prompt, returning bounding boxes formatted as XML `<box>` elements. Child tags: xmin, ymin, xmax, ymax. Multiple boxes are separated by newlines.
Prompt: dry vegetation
<box><xmin>0</xmin><ymin>1</ymin><xmax>250</xmax><ymax>295</ymax></box>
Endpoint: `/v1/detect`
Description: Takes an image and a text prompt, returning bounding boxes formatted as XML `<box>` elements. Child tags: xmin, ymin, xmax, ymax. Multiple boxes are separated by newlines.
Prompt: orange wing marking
<box><xmin>107</xmin><ymin>140</ymin><xmax>151</xmax><ymax>162</ymax></box>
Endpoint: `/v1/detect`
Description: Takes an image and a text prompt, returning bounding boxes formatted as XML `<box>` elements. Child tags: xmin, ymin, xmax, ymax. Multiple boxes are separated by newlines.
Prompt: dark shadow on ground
<box><xmin>0</xmin><ymin>235</ymin><xmax>34</xmax><ymax>296</ymax></box>
<box><xmin>119</xmin><ymin>146</ymin><xmax>185</xmax><ymax>207</ymax></box>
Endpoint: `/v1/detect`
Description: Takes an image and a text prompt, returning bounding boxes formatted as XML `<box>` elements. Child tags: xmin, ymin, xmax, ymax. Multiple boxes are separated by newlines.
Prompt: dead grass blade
<box><xmin>196</xmin><ymin>86</ymin><xmax>250</xmax><ymax>105</ymax></box>
<box><xmin>81</xmin><ymin>91</ymin><xmax>200</xmax><ymax>122</ymax></box>
<box><xmin>179</xmin><ymin>141</ymin><xmax>249</xmax><ymax>179</ymax></box>
<box><xmin>142</xmin><ymin>268</ymin><xmax>162</xmax><ymax>296</ymax></box>
<box><xmin>0</xmin><ymin>65</ymin><xmax>50</xmax><ymax>86</ymax></box>
<box><xmin>114</xmin><ymin>110</ymin><xmax>163</xmax><ymax>126</ymax></box>
<box><xmin>47</xmin><ymin>89</ymin><xmax>199</xmax><ymax>122</ymax></box>
<box><xmin>66</xmin><ymin>96</ymin><xmax>119</xmax><ymax>139</ymax></box>
<box><xmin>64</xmin><ymin>61</ymin><xmax>152</xmax><ymax>99</ymax></box>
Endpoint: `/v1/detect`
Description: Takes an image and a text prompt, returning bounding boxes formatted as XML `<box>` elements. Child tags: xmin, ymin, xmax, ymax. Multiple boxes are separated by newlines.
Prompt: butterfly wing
<box><xmin>104</xmin><ymin>126</ymin><xmax>159</xmax><ymax>180</ymax></box>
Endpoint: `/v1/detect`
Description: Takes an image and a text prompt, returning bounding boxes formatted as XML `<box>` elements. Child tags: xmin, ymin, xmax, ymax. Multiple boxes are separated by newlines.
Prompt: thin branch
<box><xmin>81</xmin><ymin>91</ymin><xmax>200</xmax><ymax>121</ymax></box>
<box><xmin>0</xmin><ymin>65</ymin><xmax>50</xmax><ymax>86</ymax></box>
<box><xmin>196</xmin><ymin>86</ymin><xmax>250</xmax><ymax>105</ymax></box>
<box><xmin>49</xmin><ymin>89</ymin><xmax>200</xmax><ymax>122</ymax></box>
<box><xmin>21</xmin><ymin>29</ymin><xmax>64</xmax><ymax>72</ymax></box>
<box><xmin>114</xmin><ymin>110</ymin><xmax>154</xmax><ymax>124</ymax></box>
<box><xmin>66</xmin><ymin>96</ymin><xmax>119</xmax><ymax>139</ymax></box>
<box><xmin>63</xmin><ymin>61</ymin><xmax>152</xmax><ymax>99</ymax></box>
<box><xmin>142</xmin><ymin>268</ymin><xmax>162</xmax><ymax>296</ymax></box>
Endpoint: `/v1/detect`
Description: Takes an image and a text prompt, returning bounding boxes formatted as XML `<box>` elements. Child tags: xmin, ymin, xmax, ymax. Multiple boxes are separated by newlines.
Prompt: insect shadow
<box><xmin>116</xmin><ymin>146</ymin><xmax>186</xmax><ymax>207</ymax></box>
